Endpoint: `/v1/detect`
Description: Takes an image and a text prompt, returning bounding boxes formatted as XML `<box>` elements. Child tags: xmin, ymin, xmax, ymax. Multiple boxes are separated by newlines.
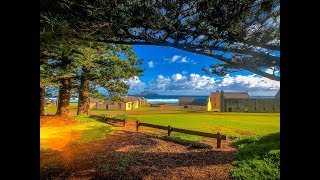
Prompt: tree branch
<box><xmin>91</xmin><ymin>38</ymin><xmax>280</xmax><ymax>81</ymax></box>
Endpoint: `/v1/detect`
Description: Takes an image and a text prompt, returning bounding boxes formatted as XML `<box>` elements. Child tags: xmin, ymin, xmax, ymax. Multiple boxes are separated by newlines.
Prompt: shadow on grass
<box><xmin>89</xmin><ymin>115</ymin><xmax>128</xmax><ymax>127</ymax></box>
<box><xmin>76</xmin><ymin>125</ymin><xmax>113</xmax><ymax>144</ymax></box>
<box><xmin>161</xmin><ymin>136</ymin><xmax>212</xmax><ymax>149</ymax></box>
<box><xmin>88</xmin><ymin>115</ymin><xmax>106</xmax><ymax>123</ymax></box>
<box><xmin>230</xmin><ymin>132</ymin><xmax>280</xmax><ymax>179</ymax></box>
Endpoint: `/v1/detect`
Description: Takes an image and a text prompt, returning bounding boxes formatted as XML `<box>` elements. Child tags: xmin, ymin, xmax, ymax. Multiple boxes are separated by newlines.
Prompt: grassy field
<box><xmin>43</xmin><ymin>104</ymin><xmax>280</xmax><ymax>179</ymax></box>
<box><xmin>131</xmin><ymin>112</ymin><xmax>279</xmax><ymax>138</ymax></box>
<box><xmin>45</xmin><ymin>104</ymin><xmax>279</xmax><ymax>139</ymax></box>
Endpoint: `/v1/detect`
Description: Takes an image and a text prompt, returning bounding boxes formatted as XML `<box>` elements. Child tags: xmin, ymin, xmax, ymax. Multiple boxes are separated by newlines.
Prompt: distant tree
<box><xmin>40</xmin><ymin>0</ymin><xmax>280</xmax><ymax>81</ymax></box>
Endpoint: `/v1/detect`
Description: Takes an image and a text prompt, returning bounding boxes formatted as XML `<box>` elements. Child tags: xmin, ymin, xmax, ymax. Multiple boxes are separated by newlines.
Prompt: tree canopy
<box><xmin>40</xmin><ymin>0</ymin><xmax>280</xmax><ymax>81</ymax></box>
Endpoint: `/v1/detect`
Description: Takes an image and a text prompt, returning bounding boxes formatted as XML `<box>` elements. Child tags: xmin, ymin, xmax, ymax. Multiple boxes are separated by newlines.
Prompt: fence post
<box><xmin>216</xmin><ymin>132</ymin><xmax>222</xmax><ymax>149</ymax></box>
<box><xmin>123</xmin><ymin>119</ymin><xmax>126</xmax><ymax>126</ymax></box>
<box><xmin>168</xmin><ymin>125</ymin><xmax>172</xmax><ymax>136</ymax></box>
<box><xmin>136</xmin><ymin>120</ymin><xmax>140</xmax><ymax>131</ymax></box>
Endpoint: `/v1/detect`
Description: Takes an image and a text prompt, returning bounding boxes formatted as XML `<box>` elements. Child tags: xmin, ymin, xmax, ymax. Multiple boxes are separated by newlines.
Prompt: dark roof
<box><xmin>122</xmin><ymin>96</ymin><xmax>139</xmax><ymax>102</ymax></box>
<box><xmin>137</xmin><ymin>97</ymin><xmax>147</xmax><ymax>101</ymax></box>
<box><xmin>223</xmin><ymin>92</ymin><xmax>250</xmax><ymax>99</ymax></box>
<box><xmin>275</xmin><ymin>90</ymin><xmax>280</xmax><ymax>99</ymax></box>
<box><xmin>179</xmin><ymin>97</ymin><xmax>195</xmax><ymax>102</ymax></box>
<box><xmin>189</xmin><ymin>99</ymin><xmax>208</xmax><ymax>106</ymax></box>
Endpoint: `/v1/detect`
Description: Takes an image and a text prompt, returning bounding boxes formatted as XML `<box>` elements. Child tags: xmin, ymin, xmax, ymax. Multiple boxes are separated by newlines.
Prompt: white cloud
<box><xmin>172</xmin><ymin>73</ymin><xmax>184</xmax><ymax>81</ymax></box>
<box><xmin>181</xmin><ymin>71</ymin><xmax>188</xmax><ymax>75</ymax></box>
<box><xmin>171</xmin><ymin>55</ymin><xmax>181</xmax><ymax>63</ymax></box>
<box><xmin>148</xmin><ymin>61</ymin><xmax>154</xmax><ymax>68</ymax></box>
<box><xmin>167</xmin><ymin>55</ymin><xmax>195</xmax><ymax>64</ymax></box>
<box><xmin>180</xmin><ymin>56</ymin><xmax>188</xmax><ymax>63</ymax></box>
<box><xmin>150</xmin><ymin>74</ymin><xmax>171</xmax><ymax>90</ymax></box>
<box><xmin>265</xmin><ymin>68</ymin><xmax>279</xmax><ymax>75</ymax></box>
<box><xmin>123</xmin><ymin>76</ymin><xmax>146</xmax><ymax>94</ymax></box>
<box><xmin>149</xmin><ymin>73</ymin><xmax>280</xmax><ymax>96</ymax></box>
<box><xmin>218</xmin><ymin>74</ymin><xmax>280</xmax><ymax>95</ymax></box>
<box><xmin>151</xmin><ymin>73</ymin><xmax>215</xmax><ymax>91</ymax></box>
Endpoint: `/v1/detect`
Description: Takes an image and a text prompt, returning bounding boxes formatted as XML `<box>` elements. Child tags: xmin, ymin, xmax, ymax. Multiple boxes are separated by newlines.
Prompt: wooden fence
<box><xmin>104</xmin><ymin>116</ymin><xmax>127</xmax><ymax>126</ymax></box>
<box><xmin>135</xmin><ymin>121</ymin><xmax>227</xmax><ymax>148</ymax></box>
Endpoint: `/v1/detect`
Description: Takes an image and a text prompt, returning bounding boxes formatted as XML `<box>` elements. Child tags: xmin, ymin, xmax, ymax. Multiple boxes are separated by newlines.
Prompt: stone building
<box><xmin>188</xmin><ymin>98</ymin><xmax>211</xmax><ymax>111</ymax></box>
<box><xmin>187</xmin><ymin>90</ymin><xmax>280</xmax><ymax>112</ymax></box>
<box><xmin>210</xmin><ymin>90</ymin><xmax>280</xmax><ymax>112</ymax></box>
<box><xmin>91</xmin><ymin>96</ymin><xmax>148</xmax><ymax>111</ymax></box>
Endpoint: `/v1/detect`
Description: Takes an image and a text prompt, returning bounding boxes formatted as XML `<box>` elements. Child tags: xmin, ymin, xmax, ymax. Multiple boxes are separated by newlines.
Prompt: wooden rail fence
<box><xmin>135</xmin><ymin>121</ymin><xmax>227</xmax><ymax>148</ymax></box>
<box><xmin>104</xmin><ymin>116</ymin><xmax>127</xmax><ymax>126</ymax></box>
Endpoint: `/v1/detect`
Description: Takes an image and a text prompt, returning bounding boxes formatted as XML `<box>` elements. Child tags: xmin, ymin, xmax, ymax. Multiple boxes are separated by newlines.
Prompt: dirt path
<box><xmin>40</xmin><ymin>116</ymin><xmax>236</xmax><ymax>179</ymax></box>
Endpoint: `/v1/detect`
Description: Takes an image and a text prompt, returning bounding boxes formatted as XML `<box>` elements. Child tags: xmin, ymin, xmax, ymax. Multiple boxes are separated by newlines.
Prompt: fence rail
<box><xmin>105</xmin><ymin>116</ymin><xmax>127</xmax><ymax>126</ymax></box>
<box><xmin>135</xmin><ymin>121</ymin><xmax>226</xmax><ymax>149</ymax></box>
<box><xmin>100</xmin><ymin>116</ymin><xmax>227</xmax><ymax>149</ymax></box>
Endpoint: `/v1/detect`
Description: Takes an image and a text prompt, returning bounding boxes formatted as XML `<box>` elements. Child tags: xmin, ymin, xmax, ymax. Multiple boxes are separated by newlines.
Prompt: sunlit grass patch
<box><xmin>40</xmin><ymin>115</ymin><xmax>113</xmax><ymax>151</ymax></box>
<box><xmin>129</xmin><ymin>113</ymin><xmax>279</xmax><ymax>140</ymax></box>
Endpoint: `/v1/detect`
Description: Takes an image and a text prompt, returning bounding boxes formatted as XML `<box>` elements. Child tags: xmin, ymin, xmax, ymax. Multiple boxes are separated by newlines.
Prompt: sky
<box><xmin>120</xmin><ymin>45</ymin><xmax>280</xmax><ymax>96</ymax></box>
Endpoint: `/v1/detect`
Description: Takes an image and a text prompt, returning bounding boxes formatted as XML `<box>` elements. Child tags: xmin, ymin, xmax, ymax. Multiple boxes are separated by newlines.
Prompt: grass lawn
<box><xmin>130</xmin><ymin>112</ymin><xmax>279</xmax><ymax>138</ymax></box>
<box><xmin>43</xmin><ymin>104</ymin><xmax>280</xmax><ymax>179</ymax></box>
<box><xmin>92</xmin><ymin>105</ymin><xmax>280</xmax><ymax>179</ymax></box>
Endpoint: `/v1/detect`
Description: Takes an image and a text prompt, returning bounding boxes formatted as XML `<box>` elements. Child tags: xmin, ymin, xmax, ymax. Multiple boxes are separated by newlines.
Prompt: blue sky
<box><xmin>121</xmin><ymin>45</ymin><xmax>280</xmax><ymax>96</ymax></box>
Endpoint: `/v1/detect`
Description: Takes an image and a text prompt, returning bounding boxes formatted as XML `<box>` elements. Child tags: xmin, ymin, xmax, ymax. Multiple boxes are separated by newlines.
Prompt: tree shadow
<box><xmin>41</xmin><ymin>130</ymin><xmax>235</xmax><ymax>179</ymax></box>
<box><xmin>229</xmin><ymin>132</ymin><xmax>280</xmax><ymax>179</ymax></box>
<box><xmin>88</xmin><ymin>115</ymin><xmax>106</xmax><ymax>123</ymax></box>
<box><xmin>89</xmin><ymin>115</ymin><xmax>126</xmax><ymax>127</ymax></box>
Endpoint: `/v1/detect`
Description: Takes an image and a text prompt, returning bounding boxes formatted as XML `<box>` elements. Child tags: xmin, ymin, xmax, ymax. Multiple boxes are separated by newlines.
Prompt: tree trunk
<box><xmin>56</xmin><ymin>78</ymin><xmax>71</xmax><ymax>116</ymax></box>
<box><xmin>40</xmin><ymin>86</ymin><xmax>45</xmax><ymax>116</ymax></box>
<box><xmin>77</xmin><ymin>68</ymin><xmax>90</xmax><ymax>115</ymax></box>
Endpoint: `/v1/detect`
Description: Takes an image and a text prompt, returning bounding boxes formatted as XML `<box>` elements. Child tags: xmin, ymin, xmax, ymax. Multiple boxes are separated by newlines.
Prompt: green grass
<box><xmin>40</xmin><ymin>115</ymin><xmax>113</xmax><ymax>151</ymax></box>
<box><xmin>230</xmin><ymin>133</ymin><xmax>280</xmax><ymax>179</ymax></box>
<box><xmin>94</xmin><ymin>107</ymin><xmax>280</xmax><ymax>179</ymax></box>
<box><xmin>130</xmin><ymin>112</ymin><xmax>279</xmax><ymax>138</ymax></box>
<box><xmin>44</xmin><ymin>104</ymin><xmax>78</xmax><ymax>114</ymax></box>
<box><xmin>42</xmin><ymin>104</ymin><xmax>280</xmax><ymax>178</ymax></box>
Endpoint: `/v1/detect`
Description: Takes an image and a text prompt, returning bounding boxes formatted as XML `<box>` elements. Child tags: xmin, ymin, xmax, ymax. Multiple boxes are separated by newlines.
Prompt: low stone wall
<box><xmin>188</xmin><ymin>105</ymin><xmax>207</xmax><ymax>111</ymax></box>
<box><xmin>222</xmin><ymin>99</ymin><xmax>280</xmax><ymax>112</ymax></box>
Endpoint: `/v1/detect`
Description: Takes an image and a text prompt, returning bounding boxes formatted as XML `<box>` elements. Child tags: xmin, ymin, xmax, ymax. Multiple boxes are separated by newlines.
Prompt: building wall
<box><xmin>210</xmin><ymin>91</ymin><xmax>221</xmax><ymax>110</ymax></box>
<box><xmin>140</xmin><ymin>100</ymin><xmax>148</xmax><ymax>106</ymax></box>
<box><xmin>223</xmin><ymin>98</ymin><xmax>280</xmax><ymax>112</ymax></box>
<box><xmin>125</xmin><ymin>102</ymin><xmax>133</xmax><ymax>110</ymax></box>
<box><xmin>188</xmin><ymin>105</ymin><xmax>207</xmax><ymax>111</ymax></box>
<box><xmin>92</xmin><ymin>100</ymin><xmax>144</xmax><ymax>111</ymax></box>
<box><xmin>207</xmin><ymin>97</ymin><xmax>212</xmax><ymax>111</ymax></box>
<box><xmin>133</xmin><ymin>101</ymin><xmax>139</xmax><ymax>109</ymax></box>
<box><xmin>96</xmin><ymin>103</ymin><xmax>107</xmax><ymax>110</ymax></box>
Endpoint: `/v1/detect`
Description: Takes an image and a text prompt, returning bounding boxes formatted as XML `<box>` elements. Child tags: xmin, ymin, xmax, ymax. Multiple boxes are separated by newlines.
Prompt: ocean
<box><xmin>138</xmin><ymin>95</ymin><xmax>275</xmax><ymax>104</ymax></box>
<box><xmin>135</xmin><ymin>95</ymin><xmax>208</xmax><ymax>105</ymax></box>
<box><xmin>46</xmin><ymin>95</ymin><xmax>275</xmax><ymax>105</ymax></box>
